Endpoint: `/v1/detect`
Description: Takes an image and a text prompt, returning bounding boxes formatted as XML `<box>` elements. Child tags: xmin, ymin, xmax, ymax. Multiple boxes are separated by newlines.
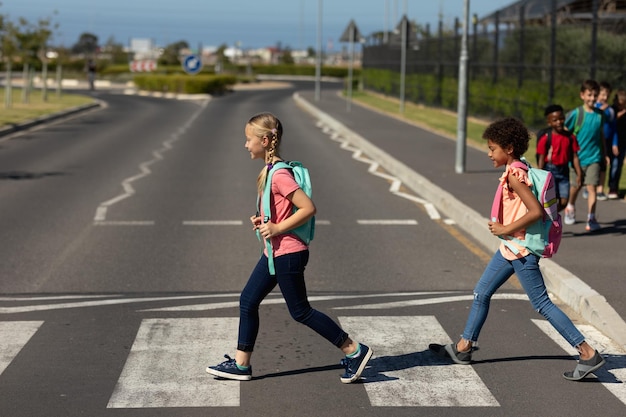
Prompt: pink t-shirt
<box><xmin>260</xmin><ymin>168</ymin><xmax>309</xmax><ymax>257</ymax></box>
<box><xmin>498</xmin><ymin>165</ymin><xmax>531</xmax><ymax>260</ymax></box>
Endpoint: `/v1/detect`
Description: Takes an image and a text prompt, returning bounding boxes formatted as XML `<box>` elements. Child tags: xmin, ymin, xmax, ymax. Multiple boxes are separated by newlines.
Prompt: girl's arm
<box><xmin>489</xmin><ymin>173</ymin><xmax>542</xmax><ymax>237</ymax></box>
<box><xmin>257</xmin><ymin>188</ymin><xmax>316</xmax><ymax>239</ymax></box>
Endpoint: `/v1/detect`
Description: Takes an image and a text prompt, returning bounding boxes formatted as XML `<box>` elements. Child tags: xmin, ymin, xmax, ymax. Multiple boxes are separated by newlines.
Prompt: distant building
<box><xmin>129</xmin><ymin>38</ymin><xmax>158</xmax><ymax>59</ymax></box>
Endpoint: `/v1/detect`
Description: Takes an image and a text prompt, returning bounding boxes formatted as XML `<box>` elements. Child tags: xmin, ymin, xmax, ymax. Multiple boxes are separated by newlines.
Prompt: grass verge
<box><xmin>0</xmin><ymin>88</ymin><xmax>95</xmax><ymax>126</ymax></box>
<box><xmin>350</xmin><ymin>89</ymin><xmax>626</xmax><ymax>195</ymax></box>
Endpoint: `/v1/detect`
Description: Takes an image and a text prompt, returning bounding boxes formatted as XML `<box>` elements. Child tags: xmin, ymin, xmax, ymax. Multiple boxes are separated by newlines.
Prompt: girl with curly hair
<box><xmin>429</xmin><ymin>117</ymin><xmax>605</xmax><ymax>381</ymax></box>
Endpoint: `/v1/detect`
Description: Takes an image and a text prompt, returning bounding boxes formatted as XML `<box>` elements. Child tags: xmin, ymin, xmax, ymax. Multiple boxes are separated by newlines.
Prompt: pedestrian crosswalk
<box><xmin>1</xmin><ymin>314</ymin><xmax>624</xmax><ymax>410</ymax></box>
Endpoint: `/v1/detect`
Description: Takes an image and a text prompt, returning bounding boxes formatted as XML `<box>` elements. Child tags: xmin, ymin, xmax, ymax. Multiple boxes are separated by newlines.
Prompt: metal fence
<box><xmin>362</xmin><ymin>1</ymin><xmax>626</xmax><ymax>127</ymax></box>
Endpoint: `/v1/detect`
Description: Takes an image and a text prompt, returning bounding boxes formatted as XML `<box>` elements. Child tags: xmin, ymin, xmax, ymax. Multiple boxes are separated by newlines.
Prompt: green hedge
<box><xmin>132</xmin><ymin>74</ymin><xmax>238</xmax><ymax>94</ymax></box>
<box><xmin>362</xmin><ymin>68</ymin><xmax>584</xmax><ymax>130</ymax></box>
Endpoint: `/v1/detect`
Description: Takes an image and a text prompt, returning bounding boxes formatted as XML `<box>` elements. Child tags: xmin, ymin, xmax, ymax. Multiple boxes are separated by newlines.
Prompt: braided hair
<box><xmin>246</xmin><ymin>112</ymin><xmax>283</xmax><ymax>193</ymax></box>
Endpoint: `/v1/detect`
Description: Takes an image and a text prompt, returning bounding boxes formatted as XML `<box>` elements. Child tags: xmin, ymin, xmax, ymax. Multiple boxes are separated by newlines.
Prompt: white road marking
<box><xmin>322</xmin><ymin>127</ymin><xmax>442</xmax><ymax>220</ymax></box>
<box><xmin>336</xmin><ymin>293</ymin><xmax>530</xmax><ymax>310</ymax></box>
<box><xmin>107</xmin><ymin>318</ymin><xmax>239</xmax><ymax>408</ymax></box>
<box><xmin>93</xmin><ymin>100</ymin><xmax>208</xmax><ymax>222</ymax></box>
<box><xmin>182</xmin><ymin>220</ymin><xmax>244</xmax><ymax>226</ymax></box>
<box><xmin>93</xmin><ymin>221</ymin><xmax>155</xmax><ymax>226</ymax></box>
<box><xmin>0</xmin><ymin>321</ymin><xmax>44</xmax><ymax>375</ymax></box>
<box><xmin>140</xmin><ymin>292</ymin><xmax>461</xmax><ymax>312</ymax></box>
<box><xmin>339</xmin><ymin>316</ymin><xmax>499</xmax><ymax>407</ymax></box>
<box><xmin>533</xmin><ymin>319</ymin><xmax>626</xmax><ymax>404</ymax></box>
<box><xmin>357</xmin><ymin>219</ymin><xmax>418</xmax><ymax>225</ymax></box>
<box><xmin>0</xmin><ymin>294</ymin><xmax>240</xmax><ymax>314</ymax></box>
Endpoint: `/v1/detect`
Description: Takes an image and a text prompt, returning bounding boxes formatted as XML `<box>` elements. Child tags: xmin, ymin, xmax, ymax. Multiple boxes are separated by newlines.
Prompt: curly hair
<box><xmin>482</xmin><ymin>117</ymin><xmax>530</xmax><ymax>158</ymax></box>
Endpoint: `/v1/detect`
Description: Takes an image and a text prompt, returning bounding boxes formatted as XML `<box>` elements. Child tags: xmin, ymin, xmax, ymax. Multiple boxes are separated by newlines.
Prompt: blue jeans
<box><xmin>462</xmin><ymin>250</ymin><xmax>585</xmax><ymax>347</ymax></box>
<box><xmin>608</xmin><ymin>148</ymin><xmax>626</xmax><ymax>192</ymax></box>
<box><xmin>544</xmin><ymin>163</ymin><xmax>570</xmax><ymax>200</ymax></box>
<box><xmin>237</xmin><ymin>251</ymin><xmax>349</xmax><ymax>352</ymax></box>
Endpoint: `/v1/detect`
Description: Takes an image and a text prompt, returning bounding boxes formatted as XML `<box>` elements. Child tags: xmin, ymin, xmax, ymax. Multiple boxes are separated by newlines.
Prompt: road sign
<box><xmin>340</xmin><ymin>20</ymin><xmax>363</xmax><ymax>43</ymax></box>
<box><xmin>182</xmin><ymin>54</ymin><xmax>203</xmax><ymax>75</ymax></box>
<box><xmin>129</xmin><ymin>60</ymin><xmax>157</xmax><ymax>72</ymax></box>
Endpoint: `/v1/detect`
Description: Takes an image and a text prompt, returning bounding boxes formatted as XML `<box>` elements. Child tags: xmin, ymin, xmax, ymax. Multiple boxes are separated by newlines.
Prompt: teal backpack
<box><xmin>257</xmin><ymin>161</ymin><xmax>315</xmax><ymax>274</ymax></box>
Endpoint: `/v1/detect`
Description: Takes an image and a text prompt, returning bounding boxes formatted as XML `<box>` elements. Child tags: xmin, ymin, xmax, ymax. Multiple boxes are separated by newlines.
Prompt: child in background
<box><xmin>594</xmin><ymin>81</ymin><xmax>615</xmax><ymax>200</ymax></box>
<box><xmin>610</xmin><ymin>88</ymin><xmax>626</xmax><ymax>199</ymax></box>
<box><xmin>429</xmin><ymin>117</ymin><xmax>605</xmax><ymax>381</ymax></box>
<box><xmin>537</xmin><ymin>104</ymin><xmax>583</xmax><ymax>211</ymax></box>
<box><xmin>563</xmin><ymin>80</ymin><xmax>605</xmax><ymax>231</ymax></box>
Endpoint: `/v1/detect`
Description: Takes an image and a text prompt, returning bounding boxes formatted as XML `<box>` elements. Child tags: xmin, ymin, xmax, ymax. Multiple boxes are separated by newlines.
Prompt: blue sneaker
<box><xmin>340</xmin><ymin>343</ymin><xmax>373</xmax><ymax>383</ymax></box>
<box><xmin>206</xmin><ymin>354</ymin><xmax>252</xmax><ymax>381</ymax></box>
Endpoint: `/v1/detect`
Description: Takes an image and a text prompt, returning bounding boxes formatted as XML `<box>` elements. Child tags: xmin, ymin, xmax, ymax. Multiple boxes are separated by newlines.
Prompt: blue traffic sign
<box><xmin>182</xmin><ymin>54</ymin><xmax>203</xmax><ymax>75</ymax></box>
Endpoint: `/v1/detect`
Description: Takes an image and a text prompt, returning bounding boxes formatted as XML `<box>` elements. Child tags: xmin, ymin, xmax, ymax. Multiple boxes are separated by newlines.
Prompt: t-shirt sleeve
<box><xmin>507</xmin><ymin>166</ymin><xmax>531</xmax><ymax>189</ymax></box>
<box><xmin>272</xmin><ymin>169</ymin><xmax>300</xmax><ymax>198</ymax></box>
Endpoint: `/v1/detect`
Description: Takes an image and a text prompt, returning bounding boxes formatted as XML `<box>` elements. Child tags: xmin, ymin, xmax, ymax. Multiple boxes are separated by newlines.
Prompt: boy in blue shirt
<box><xmin>563</xmin><ymin>80</ymin><xmax>606</xmax><ymax>231</ymax></box>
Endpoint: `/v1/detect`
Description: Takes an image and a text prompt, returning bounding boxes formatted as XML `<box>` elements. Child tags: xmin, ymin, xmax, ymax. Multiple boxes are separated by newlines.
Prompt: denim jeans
<box><xmin>608</xmin><ymin>148</ymin><xmax>626</xmax><ymax>192</ymax></box>
<box><xmin>237</xmin><ymin>251</ymin><xmax>349</xmax><ymax>352</ymax></box>
<box><xmin>462</xmin><ymin>250</ymin><xmax>585</xmax><ymax>347</ymax></box>
<box><xmin>544</xmin><ymin>163</ymin><xmax>570</xmax><ymax>200</ymax></box>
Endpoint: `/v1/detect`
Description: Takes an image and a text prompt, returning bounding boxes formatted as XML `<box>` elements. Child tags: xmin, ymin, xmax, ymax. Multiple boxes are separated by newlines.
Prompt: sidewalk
<box><xmin>294</xmin><ymin>88</ymin><xmax>626</xmax><ymax>350</ymax></box>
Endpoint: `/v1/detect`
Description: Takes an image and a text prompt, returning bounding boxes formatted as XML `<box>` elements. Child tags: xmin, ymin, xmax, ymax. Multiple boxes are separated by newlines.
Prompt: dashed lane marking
<box><xmin>93</xmin><ymin>100</ymin><xmax>208</xmax><ymax>223</ymax></box>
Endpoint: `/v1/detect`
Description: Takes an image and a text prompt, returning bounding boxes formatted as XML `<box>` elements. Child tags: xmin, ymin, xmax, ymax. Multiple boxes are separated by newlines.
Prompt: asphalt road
<box><xmin>0</xmin><ymin>83</ymin><xmax>625</xmax><ymax>416</ymax></box>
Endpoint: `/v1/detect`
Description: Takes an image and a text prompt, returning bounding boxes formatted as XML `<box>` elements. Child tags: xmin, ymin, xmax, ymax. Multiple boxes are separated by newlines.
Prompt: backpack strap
<box><xmin>573</xmin><ymin>106</ymin><xmax>585</xmax><ymax>136</ymax></box>
<box><xmin>257</xmin><ymin>161</ymin><xmax>292</xmax><ymax>275</ymax></box>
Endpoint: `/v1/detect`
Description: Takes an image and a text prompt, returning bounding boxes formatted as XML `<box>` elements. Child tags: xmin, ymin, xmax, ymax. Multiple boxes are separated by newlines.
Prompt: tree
<box><xmin>102</xmin><ymin>36</ymin><xmax>127</xmax><ymax>64</ymax></box>
<box><xmin>159</xmin><ymin>40</ymin><xmax>189</xmax><ymax>65</ymax></box>
<box><xmin>72</xmin><ymin>32</ymin><xmax>98</xmax><ymax>56</ymax></box>
<box><xmin>14</xmin><ymin>16</ymin><xmax>57</xmax><ymax>67</ymax></box>
<box><xmin>279</xmin><ymin>47</ymin><xmax>294</xmax><ymax>65</ymax></box>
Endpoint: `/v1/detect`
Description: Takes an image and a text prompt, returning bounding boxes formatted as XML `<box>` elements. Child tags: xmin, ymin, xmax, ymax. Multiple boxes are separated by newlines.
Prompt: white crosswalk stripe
<box><xmin>339</xmin><ymin>316</ymin><xmax>499</xmax><ymax>407</ymax></box>
<box><xmin>107</xmin><ymin>318</ymin><xmax>239</xmax><ymax>408</ymax></box>
<box><xmin>533</xmin><ymin>319</ymin><xmax>626</xmax><ymax>405</ymax></box>
<box><xmin>2</xmin><ymin>313</ymin><xmax>625</xmax><ymax>410</ymax></box>
<box><xmin>0</xmin><ymin>321</ymin><xmax>44</xmax><ymax>376</ymax></box>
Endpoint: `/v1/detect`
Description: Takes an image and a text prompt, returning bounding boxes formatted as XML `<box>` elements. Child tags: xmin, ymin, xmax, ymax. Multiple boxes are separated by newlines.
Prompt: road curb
<box><xmin>0</xmin><ymin>101</ymin><xmax>102</xmax><ymax>138</ymax></box>
<box><xmin>294</xmin><ymin>91</ymin><xmax>626</xmax><ymax>350</ymax></box>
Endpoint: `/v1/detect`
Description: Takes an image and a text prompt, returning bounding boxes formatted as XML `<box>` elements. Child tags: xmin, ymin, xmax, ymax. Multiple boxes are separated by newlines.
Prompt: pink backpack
<box><xmin>490</xmin><ymin>159</ymin><xmax>562</xmax><ymax>258</ymax></box>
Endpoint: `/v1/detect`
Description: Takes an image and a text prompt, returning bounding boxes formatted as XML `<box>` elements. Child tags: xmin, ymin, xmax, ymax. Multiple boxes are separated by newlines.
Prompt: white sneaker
<box><xmin>564</xmin><ymin>207</ymin><xmax>576</xmax><ymax>225</ymax></box>
<box><xmin>597</xmin><ymin>192</ymin><xmax>608</xmax><ymax>201</ymax></box>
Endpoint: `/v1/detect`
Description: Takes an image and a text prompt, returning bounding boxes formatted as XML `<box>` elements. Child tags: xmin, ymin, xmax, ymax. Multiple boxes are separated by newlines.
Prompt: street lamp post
<box><xmin>315</xmin><ymin>0</ymin><xmax>322</xmax><ymax>101</ymax></box>
<box><xmin>455</xmin><ymin>0</ymin><xmax>470</xmax><ymax>174</ymax></box>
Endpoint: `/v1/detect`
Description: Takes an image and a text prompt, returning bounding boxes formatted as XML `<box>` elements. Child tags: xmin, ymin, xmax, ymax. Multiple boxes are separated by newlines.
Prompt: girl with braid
<box><xmin>206</xmin><ymin>112</ymin><xmax>372</xmax><ymax>383</ymax></box>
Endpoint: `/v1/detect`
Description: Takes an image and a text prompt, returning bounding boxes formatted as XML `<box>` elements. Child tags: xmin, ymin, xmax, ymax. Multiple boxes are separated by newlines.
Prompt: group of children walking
<box><xmin>204</xmin><ymin>104</ymin><xmax>607</xmax><ymax>386</ymax></box>
<box><xmin>537</xmin><ymin>79</ymin><xmax>626</xmax><ymax>232</ymax></box>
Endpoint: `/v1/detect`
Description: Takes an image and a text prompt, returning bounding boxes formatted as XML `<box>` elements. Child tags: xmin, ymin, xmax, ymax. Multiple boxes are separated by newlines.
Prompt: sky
<box><xmin>1</xmin><ymin>0</ymin><xmax>515</xmax><ymax>50</ymax></box>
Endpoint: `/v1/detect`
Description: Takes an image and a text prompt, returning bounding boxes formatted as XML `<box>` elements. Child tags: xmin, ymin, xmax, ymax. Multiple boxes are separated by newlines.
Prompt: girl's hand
<box><xmin>251</xmin><ymin>215</ymin><xmax>262</xmax><ymax>231</ymax></box>
<box><xmin>613</xmin><ymin>145</ymin><xmax>619</xmax><ymax>157</ymax></box>
<box><xmin>258</xmin><ymin>221</ymin><xmax>279</xmax><ymax>239</ymax></box>
<box><xmin>488</xmin><ymin>220</ymin><xmax>505</xmax><ymax>236</ymax></box>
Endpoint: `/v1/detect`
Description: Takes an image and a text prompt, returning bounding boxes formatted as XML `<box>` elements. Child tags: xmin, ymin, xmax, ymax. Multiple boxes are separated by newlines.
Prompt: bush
<box><xmin>133</xmin><ymin>74</ymin><xmax>237</xmax><ymax>94</ymax></box>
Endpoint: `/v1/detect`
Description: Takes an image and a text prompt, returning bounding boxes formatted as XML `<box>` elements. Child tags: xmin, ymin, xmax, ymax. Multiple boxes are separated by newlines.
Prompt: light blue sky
<box><xmin>1</xmin><ymin>0</ymin><xmax>515</xmax><ymax>49</ymax></box>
